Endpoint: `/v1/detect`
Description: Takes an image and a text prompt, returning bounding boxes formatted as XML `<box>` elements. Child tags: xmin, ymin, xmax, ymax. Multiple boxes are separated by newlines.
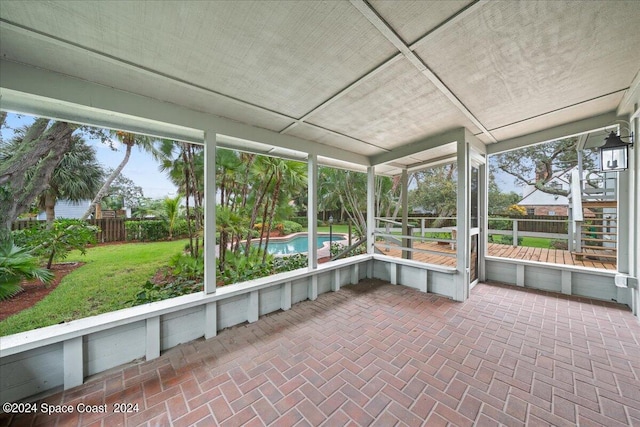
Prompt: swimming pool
<box><xmin>253</xmin><ymin>233</ymin><xmax>344</xmax><ymax>255</ymax></box>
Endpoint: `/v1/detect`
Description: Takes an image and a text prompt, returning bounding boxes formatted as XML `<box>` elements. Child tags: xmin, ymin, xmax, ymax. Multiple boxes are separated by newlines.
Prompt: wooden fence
<box><xmin>12</xmin><ymin>218</ymin><xmax>128</xmax><ymax>243</ymax></box>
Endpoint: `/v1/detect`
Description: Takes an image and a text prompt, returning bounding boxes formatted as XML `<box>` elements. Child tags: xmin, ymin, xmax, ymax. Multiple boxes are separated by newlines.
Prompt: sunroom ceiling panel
<box><xmin>414</xmin><ymin>1</ymin><xmax>640</xmax><ymax>131</ymax></box>
<box><xmin>305</xmin><ymin>58</ymin><xmax>481</xmax><ymax>149</ymax></box>
<box><xmin>0</xmin><ymin>27</ymin><xmax>294</xmax><ymax>133</ymax></box>
<box><xmin>369</xmin><ymin>0</ymin><xmax>473</xmax><ymax>44</ymax></box>
<box><xmin>286</xmin><ymin>123</ymin><xmax>384</xmax><ymax>157</ymax></box>
<box><xmin>490</xmin><ymin>92</ymin><xmax>624</xmax><ymax>142</ymax></box>
<box><xmin>0</xmin><ymin>1</ymin><xmax>398</xmax><ymax>119</ymax></box>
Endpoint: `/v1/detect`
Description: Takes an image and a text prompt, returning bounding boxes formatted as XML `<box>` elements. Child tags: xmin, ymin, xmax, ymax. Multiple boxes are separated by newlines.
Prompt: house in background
<box><xmin>518</xmin><ymin>168</ymin><xmax>596</xmax><ymax>217</ymax></box>
<box><xmin>35</xmin><ymin>199</ymin><xmax>91</xmax><ymax>221</ymax></box>
<box><xmin>35</xmin><ymin>199</ymin><xmax>131</xmax><ymax>220</ymax></box>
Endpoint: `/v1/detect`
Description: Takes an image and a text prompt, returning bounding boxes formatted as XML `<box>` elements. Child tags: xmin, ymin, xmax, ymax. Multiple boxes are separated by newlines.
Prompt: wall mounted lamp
<box><xmin>599</xmin><ymin>131</ymin><xmax>634</xmax><ymax>172</ymax></box>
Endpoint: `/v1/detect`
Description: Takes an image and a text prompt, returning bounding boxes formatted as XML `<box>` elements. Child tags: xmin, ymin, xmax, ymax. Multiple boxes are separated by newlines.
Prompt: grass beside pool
<box><xmin>0</xmin><ymin>240</ymin><xmax>188</xmax><ymax>336</ymax></box>
<box><xmin>315</xmin><ymin>225</ymin><xmax>351</xmax><ymax>234</ymax></box>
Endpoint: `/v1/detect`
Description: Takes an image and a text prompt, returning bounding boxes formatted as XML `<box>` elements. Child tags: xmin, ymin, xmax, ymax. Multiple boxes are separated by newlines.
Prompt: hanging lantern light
<box><xmin>599</xmin><ymin>131</ymin><xmax>633</xmax><ymax>172</ymax></box>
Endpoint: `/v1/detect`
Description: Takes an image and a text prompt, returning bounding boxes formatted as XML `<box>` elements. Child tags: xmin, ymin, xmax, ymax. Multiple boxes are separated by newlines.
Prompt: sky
<box><xmin>2</xmin><ymin>112</ymin><xmax>178</xmax><ymax>200</ymax></box>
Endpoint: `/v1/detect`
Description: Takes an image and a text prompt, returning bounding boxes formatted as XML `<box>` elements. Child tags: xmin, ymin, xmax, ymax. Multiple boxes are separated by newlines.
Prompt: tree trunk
<box><xmin>1</xmin><ymin>119</ymin><xmax>76</xmax><ymax>235</ymax></box>
<box><xmin>244</xmin><ymin>172</ymin><xmax>274</xmax><ymax>255</ymax></box>
<box><xmin>45</xmin><ymin>193</ymin><xmax>56</xmax><ymax>228</ymax></box>
<box><xmin>82</xmin><ymin>143</ymin><xmax>132</xmax><ymax>219</ymax></box>
<box><xmin>262</xmin><ymin>176</ymin><xmax>282</xmax><ymax>264</ymax></box>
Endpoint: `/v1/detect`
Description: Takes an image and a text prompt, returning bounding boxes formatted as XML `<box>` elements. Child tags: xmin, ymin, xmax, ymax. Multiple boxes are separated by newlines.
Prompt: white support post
<box><xmin>561</xmin><ymin>270</ymin><xmax>572</xmax><ymax>295</ymax></box>
<box><xmin>512</xmin><ymin>220</ymin><xmax>519</xmax><ymax>247</ymax></box>
<box><xmin>455</xmin><ymin>140</ymin><xmax>469</xmax><ymax>302</ymax></box>
<box><xmin>632</xmin><ymin>106</ymin><xmax>639</xmax><ymax>317</ymax></box>
<box><xmin>516</xmin><ymin>264</ymin><xmax>525</xmax><ymax>287</ymax></box>
<box><xmin>204</xmin><ymin>130</ymin><xmax>217</xmax><ymax>294</ymax></box>
<box><xmin>367</xmin><ymin>166</ymin><xmax>376</xmax><ymax>255</ymax></box>
<box><xmin>390</xmin><ymin>263</ymin><xmax>398</xmax><ymax>285</ymax></box>
<box><xmin>618</xmin><ymin>153</ymin><xmax>631</xmax><ymax>274</ymax></box>
<box><xmin>351</xmin><ymin>264</ymin><xmax>360</xmax><ymax>284</ymax></box>
<box><xmin>401</xmin><ymin>168</ymin><xmax>410</xmax><ymax>259</ymax></box>
<box><xmin>63</xmin><ymin>337</ymin><xmax>83</xmax><ymax>389</ymax></box>
<box><xmin>146</xmin><ymin>317</ymin><xmax>160</xmax><ymax>360</ymax></box>
<box><xmin>309</xmin><ymin>276</ymin><xmax>318</xmax><ymax>301</ymax></box>
<box><xmin>420</xmin><ymin>269</ymin><xmax>428</xmax><ymax>293</ymax></box>
<box><xmin>479</xmin><ymin>162</ymin><xmax>487</xmax><ymax>282</ymax></box>
<box><xmin>332</xmin><ymin>269</ymin><xmax>341</xmax><ymax>292</ymax></box>
<box><xmin>308</xmin><ymin>154</ymin><xmax>318</xmax><ymax>270</ymax></box>
<box><xmin>248</xmin><ymin>291</ymin><xmax>259</xmax><ymax>323</ymax></box>
<box><xmin>281</xmin><ymin>281</ymin><xmax>292</xmax><ymax>310</ymax></box>
<box><xmin>205</xmin><ymin>302</ymin><xmax>217</xmax><ymax>339</ymax></box>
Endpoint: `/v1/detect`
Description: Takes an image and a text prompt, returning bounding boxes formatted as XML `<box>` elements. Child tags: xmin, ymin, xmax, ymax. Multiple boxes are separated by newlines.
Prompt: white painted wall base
<box><xmin>486</xmin><ymin>257</ymin><xmax>632</xmax><ymax>306</ymax></box>
<box><xmin>2</xmin><ymin>254</ymin><xmax>627</xmax><ymax>404</ymax></box>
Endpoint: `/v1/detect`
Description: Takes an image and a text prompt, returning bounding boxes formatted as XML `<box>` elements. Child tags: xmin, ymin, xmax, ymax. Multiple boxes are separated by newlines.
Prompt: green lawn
<box><xmin>315</xmin><ymin>225</ymin><xmax>351</xmax><ymax>234</ymax></box>
<box><xmin>0</xmin><ymin>240</ymin><xmax>187</xmax><ymax>336</ymax></box>
<box><xmin>519</xmin><ymin>237</ymin><xmax>554</xmax><ymax>248</ymax></box>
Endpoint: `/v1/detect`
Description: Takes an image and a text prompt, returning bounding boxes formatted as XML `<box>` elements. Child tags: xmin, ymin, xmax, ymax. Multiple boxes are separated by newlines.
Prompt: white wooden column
<box><xmin>479</xmin><ymin>162</ymin><xmax>487</xmax><ymax>282</ymax></box>
<box><xmin>367</xmin><ymin>166</ymin><xmax>375</xmax><ymax>255</ymax></box>
<box><xmin>455</xmin><ymin>140</ymin><xmax>469</xmax><ymax>302</ymax></box>
<box><xmin>204</xmin><ymin>130</ymin><xmax>217</xmax><ymax>294</ymax></box>
<box><xmin>401</xmin><ymin>168</ymin><xmax>410</xmax><ymax>259</ymax></box>
<box><xmin>631</xmin><ymin>106</ymin><xmax>639</xmax><ymax>316</ymax></box>
<box><xmin>308</xmin><ymin>154</ymin><xmax>318</xmax><ymax>269</ymax></box>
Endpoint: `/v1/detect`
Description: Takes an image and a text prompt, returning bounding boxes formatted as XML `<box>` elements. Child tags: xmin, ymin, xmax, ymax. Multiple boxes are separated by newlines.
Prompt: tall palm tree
<box><xmin>36</xmin><ymin>136</ymin><xmax>103</xmax><ymax>227</ymax></box>
<box><xmin>157</xmin><ymin>139</ymin><xmax>204</xmax><ymax>257</ymax></box>
<box><xmin>163</xmin><ymin>195</ymin><xmax>182</xmax><ymax>240</ymax></box>
<box><xmin>262</xmin><ymin>158</ymin><xmax>307</xmax><ymax>263</ymax></box>
<box><xmin>82</xmin><ymin>130</ymin><xmax>160</xmax><ymax>219</ymax></box>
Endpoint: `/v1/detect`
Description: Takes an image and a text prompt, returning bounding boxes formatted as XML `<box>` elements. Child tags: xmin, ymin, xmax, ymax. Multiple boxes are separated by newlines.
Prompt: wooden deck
<box><xmin>375</xmin><ymin>241</ymin><xmax>616</xmax><ymax>270</ymax></box>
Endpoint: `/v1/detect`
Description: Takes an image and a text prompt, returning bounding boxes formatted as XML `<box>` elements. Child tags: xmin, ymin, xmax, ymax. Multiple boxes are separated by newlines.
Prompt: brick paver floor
<box><xmin>2</xmin><ymin>280</ymin><xmax>640</xmax><ymax>426</ymax></box>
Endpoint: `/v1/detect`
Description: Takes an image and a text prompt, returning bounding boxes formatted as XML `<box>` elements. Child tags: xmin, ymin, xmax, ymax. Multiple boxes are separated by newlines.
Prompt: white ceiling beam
<box><xmin>350</xmin><ymin>0</ymin><xmax>497</xmax><ymax>144</ymax></box>
<box><xmin>370</xmin><ymin>129</ymin><xmax>464</xmax><ymax>166</ymax></box>
<box><xmin>409</xmin><ymin>1</ymin><xmax>489</xmax><ymax>51</ymax></box>
<box><xmin>487</xmin><ymin>111</ymin><xmax>619</xmax><ymax>155</ymax></box>
<box><xmin>0</xmin><ymin>60</ymin><xmax>371</xmax><ymax>166</ymax></box>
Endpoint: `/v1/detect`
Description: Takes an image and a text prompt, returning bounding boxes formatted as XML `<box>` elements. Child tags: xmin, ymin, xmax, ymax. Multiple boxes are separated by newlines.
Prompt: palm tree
<box><xmin>82</xmin><ymin>130</ymin><xmax>160</xmax><ymax>219</ymax></box>
<box><xmin>157</xmin><ymin>139</ymin><xmax>204</xmax><ymax>257</ymax></box>
<box><xmin>36</xmin><ymin>136</ymin><xmax>103</xmax><ymax>227</ymax></box>
<box><xmin>262</xmin><ymin>158</ymin><xmax>307</xmax><ymax>263</ymax></box>
<box><xmin>0</xmin><ymin>238</ymin><xmax>53</xmax><ymax>300</ymax></box>
<box><xmin>163</xmin><ymin>195</ymin><xmax>182</xmax><ymax>240</ymax></box>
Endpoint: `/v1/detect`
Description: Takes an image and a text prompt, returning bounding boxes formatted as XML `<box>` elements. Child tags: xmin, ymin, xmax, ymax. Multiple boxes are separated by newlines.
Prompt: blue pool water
<box><xmin>254</xmin><ymin>235</ymin><xmax>335</xmax><ymax>255</ymax></box>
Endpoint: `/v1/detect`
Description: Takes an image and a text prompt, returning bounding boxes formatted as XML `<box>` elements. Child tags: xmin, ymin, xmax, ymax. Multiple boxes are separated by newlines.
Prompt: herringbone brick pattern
<box><xmin>2</xmin><ymin>280</ymin><xmax>640</xmax><ymax>426</ymax></box>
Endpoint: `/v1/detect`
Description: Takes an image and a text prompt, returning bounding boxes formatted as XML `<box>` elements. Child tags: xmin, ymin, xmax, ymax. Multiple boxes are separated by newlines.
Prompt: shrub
<box><xmin>291</xmin><ymin>216</ymin><xmax>308</xmax><ymax>227</ymax></box>
<box><xmin>330</xmin><ymin>242</ymin><xmax>365</xmax><ymax>259</ymax></box>
<box><xmin>219</xmin><ymin>248</ymin><xmax>273</xmax><ymax>285</ymax></box>
<box><xmin>12</xmin><ymin>219</ymin><xmax>99</xmax><ymax>268</ymax></box>
<box><xmin>488</xmin><ymin>218</ymin><xmax>513</xmax><ymax>231</ymax></box>
<box><xmin>280</xmin><ymin>220</ymin><xmax>303</xmax><ymax>235</ymax></box>
<box><xmin>507</xmin><ymin>205</ymin><xmax>527</xmax><ymax>216</ymax></box>
<box><xmin>129</xmin><ymin>253</ymin><xmax>203</xmax><ymax>305</ymax></box>
<box><xmin>0</xmin><ymin>238</ymin><xmax>53</xmax><ymax>300</ymax></box>
<box><xmin>273</xmin><ymin>253</ymin><xmax>308</xmax><ymax>272</ymax></box>
<box><xmin>125</xmin><ymin>220</ymin><xmax>169</xmax><ymax>241</ymax></box>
